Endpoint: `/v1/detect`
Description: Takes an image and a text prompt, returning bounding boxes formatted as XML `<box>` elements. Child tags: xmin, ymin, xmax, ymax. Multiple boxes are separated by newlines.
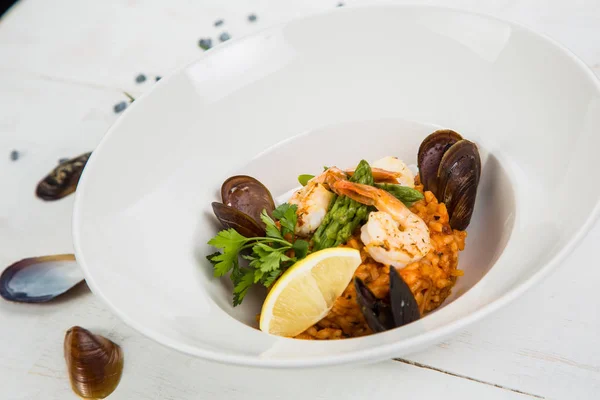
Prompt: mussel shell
<box><xmin>0</xmin><ymin>254</ymin><xmax>84</xmax><ymax>303</ymax></box>
<box><xmin>64</xmin><ymin>326</ymin><xmax>124</xmax><ymax>399</ymax></box>
<box><xmin>389</xmin><ymin>267</ymin><xmax>420</xmax><ymax>327</ymax></box>
<box><xmin>221</xmin><ymin>175</ymin><xmax>275</xmax><ymax>228</ymax></box>
<box><xmin>417</xmin><ymin>130</ymin><xmax>463</xmax><ymax>194</ymax></box>
<box><xmin>354</xmin><ymin>277</ymin><xmax>394</xmax><ymax>333</ymax></box>
<box><xmin>36</xmin><ymin>152</ymin><xmax>91</xmax><ymax>201</ymax></box>
<box><xmin>355</xmin><ymin>270</ymin><xmax>420</xmax><ymax>333</ymax></box>
<box><xmin>437</xmin><ymin>140</ymin><xmax>481</xmax><ymax>230</ymax></box>
<box><xmin>212</xmin><ymin>202</ymin><xmax>265</xmax><ymax>237</ymax></box>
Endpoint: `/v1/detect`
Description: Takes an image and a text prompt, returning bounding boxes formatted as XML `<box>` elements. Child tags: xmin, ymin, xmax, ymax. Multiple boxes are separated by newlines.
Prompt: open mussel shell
<box><xmin>64</xmin><ymin>326</ymin><xmax>124</xmax><ymax>399</ymax></box>
<box><xmin>36</xmin><ymin>151</ymin><xmax>92</xmax><ymax>201</ymax></box>
<box><xmin>417</xmin><ymin>130</ymin><xmax>481</xmax><ymax>230</ymax></box>
<box><xmin>0</xmin><ymin>254</ymin><xmax>84</xmax><ymax>303</ymax></box>
<box><xmin>354</xmin><ymin>268</ymin><xmax>420</xmax><ymax>333</ymax></box>
<box><xmin>221</xmin><ymin>175</ymin><xmax>275</xmax><ymax>228</ymax></box>
<box><xmin>212</xmin><ymin>202</ymin><xmax>265</xmax><ymax>237</ymax></box>
<box><xmin>354</xmin><ymin>277</ymin><xmax>394</xmax><ymax>333</ymax></box>
<box><xmin>437</xmin><ymin>140</ymin><xmax>481</xmax><ymax>230</ymax></box>
<box><xmin>389</xmin><ymin>267</ymin><xmax>420</xmax><ymax>326</ymax></box>
<box><xmin>417</xmin><ymin>130</ymin><xmax>463</xmax><ymax>194</ymax></box>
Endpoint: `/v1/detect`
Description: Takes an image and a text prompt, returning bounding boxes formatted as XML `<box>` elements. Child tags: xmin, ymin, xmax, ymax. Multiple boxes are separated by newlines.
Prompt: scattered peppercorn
<box><xmin>10</xmin><ymin>150</ymin><xmax>19</xmax><ymax>161</ymax></box>
<box><xmin>219</xmin><ymin>32</ymin><xmax>231</xmax><ymax>42</ymax></box>
<box><xmin>113</xmin><ymin>101</ymin><xmax>127</xmax><ymax>113</ymax></box>
<box><xmin>155</xmin><ymin>76</ymin><xmax>162</xmax><ymax>81</ymax></box>
<box><xmin>135</xmin><ymin>74</ymin><xmax>147</xmax><ymax>83</ymax></box>
<box><xmin>198</xmin><ymin>38</ymin><xmax>212</xmax><ymax>50</ymax></box>
<box><xmin>248</xmin><ymin>14</ymin><xmax>257</xmax><ymax>22</ymax></box>
<box><xmin>214</xmin><ymin>19</ymin><xmax>224</xmax><ymax>27</ymax></box>
<box><xmin>337</xmin><ymin>2</ymin><xmax>344</xmax><ymax>6</ymax></box>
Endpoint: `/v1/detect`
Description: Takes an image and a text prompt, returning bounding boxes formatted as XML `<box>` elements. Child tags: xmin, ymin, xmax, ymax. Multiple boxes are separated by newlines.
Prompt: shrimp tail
<box><xmin>346</xmin><ymin>168</ymin><xmax>401</xmax><ymax>184</ymax></box>
<box><xmin>331</xmin><ymin>180</ymin><xmax>378</xmax><ymax>206</ymax></box>
<box><xmin>311</xmin><ymin>167</ymin><xmax>348</xmax><ymax>189</ymax></box>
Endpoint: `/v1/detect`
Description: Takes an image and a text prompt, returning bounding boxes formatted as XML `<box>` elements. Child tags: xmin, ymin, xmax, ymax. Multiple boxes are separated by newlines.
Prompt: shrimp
<box><xmin>331</xmin><ymin>180</ymin><xmax>431</xmax><ymax>268</ymax></box>
<box><xmin>289</xmin><ymin>167</ymin><xmax>346</xmax><ymax>236</ymax></box>
<box><xmin>345</xmin><ymin>167</ymin><xmax>402</xmax><ymax>184</ymax></box>
<box><xmin>346</xmin><ymin>156</ymin><xmax>415</xmax><ymax>187</ymax></box>
<box><xmin>371</xmin><ymin>156</ymin><xmax>415</xmax><ymax>188</ymax></box>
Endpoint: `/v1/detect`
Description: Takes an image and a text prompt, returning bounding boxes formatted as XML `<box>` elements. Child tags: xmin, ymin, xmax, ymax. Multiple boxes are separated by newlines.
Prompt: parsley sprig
<box><xmin>207</xmin><ymin>203</ymin><xmax>309</xmax><ymax>306</ymax></box>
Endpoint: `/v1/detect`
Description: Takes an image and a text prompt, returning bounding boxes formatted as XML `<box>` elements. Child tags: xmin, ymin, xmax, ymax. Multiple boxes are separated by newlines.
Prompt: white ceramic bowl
<box><xmin>73</xmin><ymin>5</ymin><xmax>600</xmax><ymax>368</ymax></box>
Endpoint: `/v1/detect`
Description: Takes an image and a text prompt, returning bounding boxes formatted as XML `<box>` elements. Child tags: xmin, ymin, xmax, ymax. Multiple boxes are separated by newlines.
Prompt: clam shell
<box><xmin>0</xmin><ymin>254</ymin><xmax>84</xmax><ymax>303</ymax></box>
<box><xmin>64</xmin><ymin>326</ymin><xmax>124</xmax><ymax>399</ymax></box>
<box><xmin>36</xmin><ymin>152</ymin><xmax>91</xmax><ymax>201</ymax></box>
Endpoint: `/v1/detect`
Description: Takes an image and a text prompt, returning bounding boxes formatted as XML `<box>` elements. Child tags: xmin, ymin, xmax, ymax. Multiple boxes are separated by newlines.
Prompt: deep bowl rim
<box><xmin>72</xmin><ymin>4</ymin><xmax>600</xmax><ymax>368</ymax></box>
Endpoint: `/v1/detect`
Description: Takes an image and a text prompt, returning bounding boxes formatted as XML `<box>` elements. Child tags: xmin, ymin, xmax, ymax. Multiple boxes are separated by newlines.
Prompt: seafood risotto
<box><xmin>206</xmin><ymin>130</ymin><xmax>480</xmax><ymax>339</ymax></box>
<box><xmin>296</xmin><ymin>187</ymin><xmax>467</xmax><ymax>340</ymax></box>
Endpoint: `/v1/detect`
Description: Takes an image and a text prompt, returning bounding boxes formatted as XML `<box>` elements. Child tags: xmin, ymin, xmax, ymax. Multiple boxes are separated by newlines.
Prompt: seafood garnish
<box><xmin>221</xmin><ymin>175</ymin><xmax>275</xmax><ymax>228</ymax></box>
<box><xmin>289</xmin><ymin>167</ymin><xmax>346</xmax><ymax>236</ymax></box>
<box><xmin>332</xmin><ymin>181</ymin><xmax>431</xmax><ymax>268</ymax></box>
<box><xmin>212</xmin><ymin>175</ymin><xmax>276</xmax><ymax>237</ymax></box>
<box><xmin>417</xmin><ymin>130</ymin><xmax>481</xmax><ymax>229</ymax></box>
<box><xmin>206</xmin><ymin>129</ymin><xmax>479</xmax><ymax>339</ymax></box>
<box><xmin>354</xmin><ymin>267</ymin><xmax>420</xmax><ymax>332</ymax></box>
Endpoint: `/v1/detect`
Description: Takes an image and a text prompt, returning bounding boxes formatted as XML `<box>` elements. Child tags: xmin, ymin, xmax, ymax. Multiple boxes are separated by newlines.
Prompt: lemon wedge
<box><xmin>259</xmin><ymin>247</ymin><xmax>362</xmax><ymax>337</ymax></box>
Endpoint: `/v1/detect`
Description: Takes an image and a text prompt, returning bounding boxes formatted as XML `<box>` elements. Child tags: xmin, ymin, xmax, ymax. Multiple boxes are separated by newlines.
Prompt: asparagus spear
<box><xmin>373</xmin><ymin>183</ymin><xmax>424</xmax><ymax>207</ymax></box>
<box><xmin>313</xmin><ymin>160</ymin><xmax>374</xmax><ymax>250</ymax></box>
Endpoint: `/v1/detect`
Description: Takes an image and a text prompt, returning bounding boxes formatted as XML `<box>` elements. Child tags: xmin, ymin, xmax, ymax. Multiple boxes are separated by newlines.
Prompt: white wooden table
<box><xmin>1</xmin><ymin>1</ymin><xmax>599</xmax><ymax>399</ymax></box>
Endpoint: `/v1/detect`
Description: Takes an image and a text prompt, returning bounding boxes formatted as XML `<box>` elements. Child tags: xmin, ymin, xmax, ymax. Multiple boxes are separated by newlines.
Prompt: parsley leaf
<box><xmin>252</xmin><ymin>242</ymin><xmax>274</xmax><ymax>258</ymax></box>
<box><xmin>207</xmin><ymin>247</ymin><xmax>239</xmax><ymax>277</ymax></box>
<box><xmin>255</xmin><ymin>246</ymin><xmax>291</xmax><ymax>272</ymax></box>
<box><xmin>249</xmin><ymin>244</ymin><xmax>294</xmax><ymax>283</ymax></box>
<box><xmin>253</xmin><ymin>268</ymin><xmax>265</xmax><ymax>283</ymax></box>
<box><xmin>208</xmin><ymin>228</ymin><xmax>247</xmax><ymax>249</ymax></box>
<box><xmin>292</xmin><ymin>239</ymin><xmax>309</xmax><ymax>259</ymax></box>
<box><xmin>262</xmin><ymin>269</ymin><xmax>282</xmax><ymax>287</ymax></box>
<box><xmin>260</xmin><ymin>209</ymin><xmax>283</xmax><ymax>239</ymax></box>
<box><xmin>272</xmin><ymin>203</ymin><xmax>291</xmax><ymax>220</ymax></box>
<box><xmin>261</xmin><ymin>250</ymin><xmax>291</xmax><ymax>273</ymax></box>
<box><xmin>272</xmin><ymin>203</ymin><xmax>297</xmax><ymax>235</ymax></box>
<box><xmin>206</xmin><ymin>251</ymin><xmax>222</xmax><ymax>264</ymax></box>
<box><xmin>232</xmin><ymin>268</ymin><xmax>254</xmax><ymax>307</ymax></box>
<box><xmin>207</xmin><ymin>229</ymin><xmax>246</xmax><ymax>276</ymax></box>
<box><xmin>207</xmin><ymin>203</ymin><xmax>311</xmax><ymax>306</ymax></box>
<box><xmin>241</xmin><ymin>253</ymin><xmax>256</xmax><ymax>261</ymax></box>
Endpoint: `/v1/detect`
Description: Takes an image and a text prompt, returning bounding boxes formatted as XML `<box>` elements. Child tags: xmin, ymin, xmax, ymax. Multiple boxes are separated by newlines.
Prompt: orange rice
<box><xmin>295</xmin><ymin>183</ymin><xmax>466</xmax><ymax>340</ymax></box>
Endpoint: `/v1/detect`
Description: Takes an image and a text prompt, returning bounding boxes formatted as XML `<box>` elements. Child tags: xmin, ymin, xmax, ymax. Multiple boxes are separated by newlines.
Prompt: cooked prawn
<box><xmin>345</xmin><ymin>167</ymin><xmax>401</xmax><ymax>184</ymax></box>
<box><xmin>289</xmin><ymin>167</ymin><xmax>346</xmax><ymax>236</ymax></box>
<box><xmin>331</xmin><ymin>180</ymin><xmax>431</xmax><ymax>268</ymax></box>
<box><xmin>371</xmin><ymin>156</ymin><xmax>415</xmax><ymax>188</ymax></box>
<box><xmin>345</xmin><ymin>157</ymin><xmax>415</xmax><ymax>187</ymax></box>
